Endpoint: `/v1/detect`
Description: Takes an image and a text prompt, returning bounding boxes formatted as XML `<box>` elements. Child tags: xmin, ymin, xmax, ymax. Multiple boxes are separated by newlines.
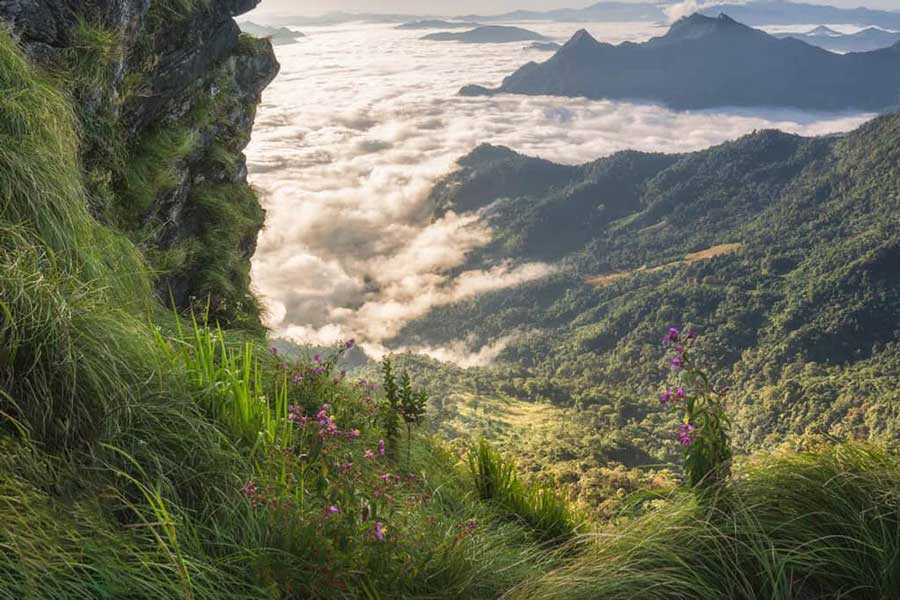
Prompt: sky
<box><xmin>262</xmin><ymin>0</ymin><xmax>900</xmax><ymax>16</ymax></box>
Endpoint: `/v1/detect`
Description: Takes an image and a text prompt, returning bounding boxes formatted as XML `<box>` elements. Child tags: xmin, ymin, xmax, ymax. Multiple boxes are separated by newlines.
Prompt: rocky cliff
<box><xmin>0</xmin><ymin>0</ymin><xmax>278</xmax><ymax>326</ymax></box>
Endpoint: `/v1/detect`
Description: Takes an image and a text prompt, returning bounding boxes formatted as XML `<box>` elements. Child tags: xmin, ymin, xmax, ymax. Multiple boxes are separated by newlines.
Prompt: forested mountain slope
<box><xmin>401</xmin><ymin>112</ymin><xmax>900</xmax><ymax>450</ymax></box>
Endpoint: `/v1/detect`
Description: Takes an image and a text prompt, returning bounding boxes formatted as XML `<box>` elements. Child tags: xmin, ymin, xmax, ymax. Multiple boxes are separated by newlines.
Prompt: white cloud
<box><xmin>247</xmin><ymin>21</ymin><xmax>875</xmax><ymax>363</ymax></box>
<box><xmin>664</xmin><ymin>0</ymin><xmax>729</xmax><ymax>23</ymax></box>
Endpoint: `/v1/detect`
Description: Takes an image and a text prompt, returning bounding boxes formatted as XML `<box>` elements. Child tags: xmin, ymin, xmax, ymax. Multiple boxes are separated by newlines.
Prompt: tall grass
<box><xmin>156</xmin><ymin>314</ymin><xmax>293</xmax><ymax>452</ymax></box>
<box><xmin>64</xmin><ymin>18</ymin><xmax>125</xmax><ymax>167</ymax></box>
<box><xmin>0</xmin><ymin>227</ymin><xmax>155</xmax><ymax>448</ymax></box>
<box><xmin>468</xmin><ymin>438</ymin><xmax>581</xmax><ymax>542</ymax></box>
<box><xmin>508</xmin><ymin>443</ymin><xmax>900</xmax><ymax>600</ymax></box>
<box><xmin>0</xmin><ymin>40</ymin><xmax>185</xmax><ymax>445</ymax></box>
<box><xmin>0</xmin><ymin>31</ymin><xmax>149</xmax><ymax>300</ymax></box>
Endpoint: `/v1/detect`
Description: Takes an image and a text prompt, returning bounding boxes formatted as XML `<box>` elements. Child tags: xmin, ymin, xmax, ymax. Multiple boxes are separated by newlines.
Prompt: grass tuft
<box><xmin>509</xmin><ymin>443</ymin><xmax>900</xmax><ymax>600</ymax></box>
<box><xmin>468</xmin><ymin>437</ymin><xmax>582</xmax><ymax>542</ymax></box>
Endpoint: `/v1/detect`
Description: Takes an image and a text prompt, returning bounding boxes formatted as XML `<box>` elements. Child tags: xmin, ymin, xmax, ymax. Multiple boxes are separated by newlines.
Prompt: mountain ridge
<box><xmin>775</xmin><ymin>26</ymin><xmax>900</xmax><ymax>53</ymax></box>
<box><xmin>701</xmin><ymin>0</ymin><xmax>900</xmax><ymax>29</ymax></box>
<box><xmin>456</xmin><ymin>1</ymin><xmax>667</xmax><ymax>23</ymax></box>
<box><xmin>423</xmin><ymin>25</ymin><xmax>549</xmax><ymax>44</ymax></box>
<box><xmin>460</xmin><ymin>14</ymin><xmax>900</xmax><ymax>112</ymax></box>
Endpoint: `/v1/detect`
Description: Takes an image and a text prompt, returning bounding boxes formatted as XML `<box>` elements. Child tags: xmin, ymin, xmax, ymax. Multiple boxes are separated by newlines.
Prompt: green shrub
<box><xmin>380</xmin><ymin>357</ymin><xmax>402</xmax><ymax>457</ymax></box>
<box><xmin>380</xmin><ymin>357</ymin><xmax>428</xmax><ymax>464</ymax></box>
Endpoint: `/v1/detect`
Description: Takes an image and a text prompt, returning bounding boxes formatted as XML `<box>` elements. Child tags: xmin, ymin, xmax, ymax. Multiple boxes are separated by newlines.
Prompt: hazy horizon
<box><xmin>253</xmin><ymin>0</ymin><xmax>900</xmax><ymax>17</ymax></box>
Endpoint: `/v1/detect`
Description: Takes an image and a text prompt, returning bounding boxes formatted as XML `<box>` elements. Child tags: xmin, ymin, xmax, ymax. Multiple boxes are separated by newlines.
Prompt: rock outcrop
<box><xmin>0</xmin><ymin>0</ymin><xmax>279</xmax><ymax>325</ymax></box>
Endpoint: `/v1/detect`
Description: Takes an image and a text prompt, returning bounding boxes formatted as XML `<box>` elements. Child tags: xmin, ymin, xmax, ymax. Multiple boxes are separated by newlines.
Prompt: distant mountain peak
<box><xmin>558</xmin><ymin>28</ymin><xmax>603</xmax><ymax>55</ymax></box>
<box><xmin>656</xmin><ymin>12</ymin><xmax>752</xmax><ymax>45</ymax></box>
<box><xmin>808</xmin><ymin>25</ymin><xmax>841</xmax><ymax>37</ymax></box>
<box><xmin>569</xmin><ymin>28</ymin><xmax>596</xmax><ymax>44</ymax></box>
<box><xmin>679</xmin><ymin>12</ymin><xmax>716</xmax><ymax>25</ymax></box>
<box><xmin>671</xmin><ymin>12</ymin><xmax>739</xmax><ymax>31</ymax></box>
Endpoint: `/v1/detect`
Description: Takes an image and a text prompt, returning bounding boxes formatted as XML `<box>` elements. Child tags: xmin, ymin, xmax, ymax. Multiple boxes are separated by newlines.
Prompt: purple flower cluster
<box><xmin>663</xmin><ymin>327</ymin><xmax>695</xmax><ymax>346</ymax></box>
<box><xmin>678</xmin><ymin>423</ymin><xmax>696</xmax><ymax>447</ymax></box>
<box><xmin>664</xmin><ymin>327</ymin><xmax>696</xmax><ymax>370</ymax></box>
<box><xmin>288</xmin><ymin>405</ymin><xmax>309</xmax><ymax>426</ymax></box>
<box><xmin>374</xmin><ymin>521</ymin><xmax>386</xmax><ymax>541</ymax></box>
<box><xmin>363</xmin><ymin>439</ymin><xmax>386</xmax><ymax>459</ymax></box>
<box><xmin>380</xmin><ymin>472</ymin><xmax>402</xmax><ymax>484</ymax></box>
<box><xmin>462</xmin><ymin>518</ymin><xmax>478</xmax><ymax>535</ymax></box>
<box><xmin>659</xmin><ymin>386</ymin><xmax>686</xmax><ymax>404</ymax></box>
<box><xmin>661</xmin><ymin>327</ymin><xmax>701</xmax><ymax>446</ymax></box>
<box><xmin>241</xmin><ymin>479</ymin><xmax>258</xmax><ymax>499</ymax></box>
<box><xmin>316</xmin><ymin>404</ymin><xmax>338</xmax><ymax>435</ymax></box>
<box><xmin>288</xmin><ymin>403</ymin><xmax>364</xmax><ymax>441</ymax></box>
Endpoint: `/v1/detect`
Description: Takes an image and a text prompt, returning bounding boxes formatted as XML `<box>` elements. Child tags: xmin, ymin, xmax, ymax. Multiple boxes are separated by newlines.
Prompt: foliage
<box><xmin>380</xmin><ymin>357</ymin><xmax>403</xmax><ymax>458</ymax></box>
<box><xmin>467</xmin><ymin>438</ymin><xmax>580</xmax><ymax>542</ymax></box>
<box><xmin>380</xmin><ymin>357</ymin><xmax>431</xmax><ymax>465</ymax></box>
<box><xmin>177</xmin><ymin>182</ymin><xmax>266</xmax><ymax>328</ymax></box>
<box><xmin>0</xmin><ymin>29</ymin><xmax>559</xmax><ymax>599</ymax></box>
<box><xmin>120</xmin><ymin>125</ymin><xmax>197</xmax><ymax>228</ymax></box>
<box><xmin>4</xmin><ymin>18</ymin><xmax>900</xmax><ymax>600</ymax></box>
<box><xmin>399</xmin><ymin>369</ymin><xmax>429</xmax><ymax>465</ymax></box>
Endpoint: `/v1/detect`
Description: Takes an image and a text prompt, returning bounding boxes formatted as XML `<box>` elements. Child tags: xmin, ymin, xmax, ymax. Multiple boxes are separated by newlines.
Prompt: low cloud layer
<box><xmin>246</xmin><ymin>21</ymin><xmax>874</xmax><ymax>365</ymax></box>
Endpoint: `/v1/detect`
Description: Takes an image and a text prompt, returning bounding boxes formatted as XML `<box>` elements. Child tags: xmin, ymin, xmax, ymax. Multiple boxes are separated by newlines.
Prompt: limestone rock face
<box><xmin>0</xmin><ymin>0</ymin><xmax>279</xmax><ymax>325</ymax></box>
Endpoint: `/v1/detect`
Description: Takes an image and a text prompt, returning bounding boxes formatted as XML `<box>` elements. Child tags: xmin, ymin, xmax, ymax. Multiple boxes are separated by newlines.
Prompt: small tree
<box><xmin>380</xmin><ymin>357</ymin><xmax>401</xmax><ymax>458</ymax></box>
<box><xmin>398</xmin><ymin>370</ymin><xmax>427</xmax><ymax>466</ymax></box>
<box><xmin>380</xmin><ymin>357</ymin><xmax>428</xmax><ymax>465</ymax></box>
<box><xmin>658</xmin><ymin>327</ymin><xmax>732</xmax><ymax>490</ymax></box>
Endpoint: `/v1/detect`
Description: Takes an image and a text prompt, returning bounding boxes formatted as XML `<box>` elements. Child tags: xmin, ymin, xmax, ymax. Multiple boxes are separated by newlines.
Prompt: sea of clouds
<box><xmin>244</xmin><ymin>19</ymin><xmax>874</xmax><ymax>364</ymax></box>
